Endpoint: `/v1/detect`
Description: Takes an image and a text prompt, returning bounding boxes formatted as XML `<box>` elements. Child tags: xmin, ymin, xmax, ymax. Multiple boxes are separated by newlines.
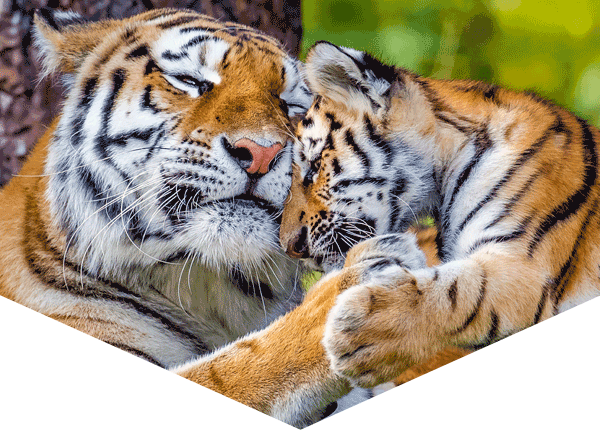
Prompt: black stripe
<box><xmin>468</xmin><ymin>310</ymin><xmax>500</xmax><ymax>349</ymax></box>
<box><xmin>162</xmin><ymin>50</ymin><xmax>189</xmax><ymax>60</ymax></box>
<box><xmin>301</xmin><ymin>117</ymin><xmax>314</xmax><ymax>128</ymax></box>
<box><xmin>466</xmin><ymin>227</ymin><xmax>527</xmax><ymax>254</ymax></box>
<box><xmin>443</xmin><ymin>127</ymin><xmax>494</xmax><ymax>232</ymax></box>
<box><xmin>144</xmin><ymin>59</ymin><xmax>160</xmax><ymax>76</ymax></box>
<box><xmin>389</xmin><ymin>174</ymin><xmax>408</xmax><ymax>229</ymax></box>
<box><xmin>432</xmin><ymin>207</ymin><xmax>446</xmax><ymax>262</ymax></box>
<box><xmin>70</xmin><ymin>77</ymin><xmax>98</xmax><ymax>147</ymax></box>
<box><xmin>325</xmin><ymin>133</ymin><xmax>334</xmax><ymax>150</ymax></box>
<box><xmin>325</xmin><ymin>112</ymin><xmax>342</xmax><ymax>131</ymax></box>
<box><xmin>331</xmin><ymin>177</ymin><xmax>387</xmax><ymax>192</ymax></box>
<box><xmin>364</xmin><ymin>115</ymin><xmax>393</xmax><ymax>163</ymax></box>
<box><xmin>482</xmin><ymin>85</ymin><xmax>499</xmax><ymax>103</ymax></box>
<box><xmin>126</xmin><ymin>45</ymin><xmax>149</xmax><ymax>60</ymax></box>
<box><xmin>332</xmin><ymin>157</ymin><xmax>342</xmax><ymax>175</ymax></box>
<box><xmin>366</xmin><ymin>258</ymin><xmax>404</xmax><ymax>272</ymax></box>
<box><xmin>416</xmin><ymin>78</ymin><xmax>476</xmax><ymax>127</ymax></box>
<box><xmin>435</xmin><ymin>112</ymin><xmax>473</xmax><ymax>134</ymax></box>
<box><xmin>182</xmin><ymin>34</ymin><xmax>210</xmax><ymax>50</ymax></box>
<box><xmin>448</xmin><ymin>279</ymin><xmax>458</xmax><ymax>311</ymax></box>
<box><xmin>157</xmin><ymin>15</ymin><xmax>199</xmax><ymax>29</ymax></box>
<box><xmin>107</xmin><ymin>342</ymin><xmax>164</xmax><ymax>367</ymax></box>
<box><xmin>551</xmin><ymin>197</ymin><xmax>599</xmax><ymax>305</ymax></box>
<box><xmin>528</xmin><ymin>118</ymin><xmax>597</xmax><ymax>256</ymax></box>
<box><xmin>449</xmin><ymin>277</ymin><xmax>487</xmax><ymax>335</ymax></box>
<box><xmin>533</xmin><ymin>284</ymin><xmax>549</xmax><ymax>324</ymax></box>
<box><xmin>457</xmin><ymin>127</ymin><xmax>550</xmax><ymax>234</ymax></box>
<box><xmin>95</xmin><ymin>68</ymin><xmax>125</xmax><ymax>157</ymax></box>
<box><xmin>105</xmin><ymin>128</ymin><xmax>160</xmax><ymax>146</ymax></box>
<box><xmin>345</xmin><ymin>129</ymin><xmax>370</xmax><ymax>172</ymax></box>
<box><xmin>107</xmin><ymin>69</ymin><xmax>126</xmax><ymax>113</ymax></box>
<box><xmin>79</xmin><ymin>165</ymin><xmax>119</xmax><ymax>220</ymax></box>
<box><xmin>486</xmin><ymin>310</ymin><xmax>499</xmax><ymax>342</ymax></box>
<box><xmin>485</xmin><ymin>170</ymin><xmax>542</xmax><ymax>230</ymax></box>
<box><xmin>313</xmin><ymin>95</ymin><xmax>323</xmax><ymax>111</ymax></box>
<box><xmin>123</xmin><ymin>28</ymin><xmax>138</xmax><ymax>45</ymax></box>
<box><xmin>280</xmin><ymin>66</ymin><xmax>287</xmax><ymax>89</ymax></box>
<box><xmin>142</xmin><ymin>85</ymin><xmax>160</xmax><ymax>113</ymax></box>
<box><xmin>180</xmin><ymin>26</ymin><xmax>214</xmax><ymax>34</ymax></box>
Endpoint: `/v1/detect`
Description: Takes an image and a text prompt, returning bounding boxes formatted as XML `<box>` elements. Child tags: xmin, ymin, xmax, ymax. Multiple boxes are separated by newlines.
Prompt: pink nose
<box><xmin>234</xmin><ymin>138</ymin><xmax>283</xmax><ymax>175</ymax></box>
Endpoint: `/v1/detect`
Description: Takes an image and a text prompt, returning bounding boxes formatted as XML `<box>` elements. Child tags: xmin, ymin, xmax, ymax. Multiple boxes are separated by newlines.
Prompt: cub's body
<box><xmin>280</xmin><ymin>42</ymin><xmax>600</xmax><ymax>386</ymax></box>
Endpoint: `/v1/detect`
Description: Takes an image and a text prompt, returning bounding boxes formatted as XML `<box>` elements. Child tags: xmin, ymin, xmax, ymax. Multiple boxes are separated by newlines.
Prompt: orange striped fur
<box><xmin>0</xmin><ymin>9</ymin><xmax>366</xmax><ymax>427</ymax></box>
<box><xmin>280</xmin><ymin>41</ymin><xmax>599</xmax><ymax>388</ymax></box>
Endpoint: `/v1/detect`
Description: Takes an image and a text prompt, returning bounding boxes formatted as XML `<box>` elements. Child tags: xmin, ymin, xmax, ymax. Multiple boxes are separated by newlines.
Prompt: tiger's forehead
<box><xmin>297</xmin><ymin>96</ymin><xmax>366</xmax><ymax>164</ymax></box>
<box><xmin>127</xmin><ymin>14</ymin><xmax>290</xmax><ymax>87</ymax></box>
<box><xmin>152</xmin><ymin>27</ymin><xmax>231</xmax><ymax>85</ymax></box>
<box><xmin>139</xmin><ymin>13</ymin><xmax>287</xmax><ymax>59</ymax></box>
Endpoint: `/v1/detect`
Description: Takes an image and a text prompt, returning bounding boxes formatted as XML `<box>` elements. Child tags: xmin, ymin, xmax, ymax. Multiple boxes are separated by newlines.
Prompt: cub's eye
<box><xmin>165</xmin><ymin>74</ymin><xmax>214</xmax><ymax>97</ymax></box>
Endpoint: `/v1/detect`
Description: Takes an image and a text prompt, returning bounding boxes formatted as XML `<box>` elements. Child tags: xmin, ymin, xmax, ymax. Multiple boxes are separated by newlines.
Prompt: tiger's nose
<box><xmin>232</xmin><ymin>138</ymin><xmax>283</xmax><ymax>175</ymax></box>
<box><xmin>284</xmin><ymin>226</ymin><xmax>310</xmax><ymax>258</ymax></box>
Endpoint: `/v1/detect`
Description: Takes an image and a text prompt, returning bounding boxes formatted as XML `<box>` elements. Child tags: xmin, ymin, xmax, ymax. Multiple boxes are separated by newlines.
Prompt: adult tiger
<box><xmin>0</xmin><ymin>10</ymin><xmax>377</xmax><ymax>426</ymax></box>
<box><xmin>280</xmin><ymin>41</ymin><xmax>600</xmax><ymax>388</ymax></box>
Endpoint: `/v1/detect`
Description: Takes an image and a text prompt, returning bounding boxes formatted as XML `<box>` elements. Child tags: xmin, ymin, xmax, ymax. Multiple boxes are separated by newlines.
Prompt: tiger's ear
<box><xmin>305</xmin><ymin>41</ymin><xmax>399</xmax><ymax>114</ymax></box>
<box><xmin>33</xmin><ymin>8</ymin><xmax>111</xmax><ymax>79</ymax></box>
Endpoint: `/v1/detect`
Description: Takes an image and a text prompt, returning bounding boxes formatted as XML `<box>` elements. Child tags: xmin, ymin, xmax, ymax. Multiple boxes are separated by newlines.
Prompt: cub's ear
<box><xmin>305</xmin><ymin>41</ymin><xmax>399</xmax><ymax>114</ymax></box>
<box><xmin>33</xmin><ymin>8</ymin><xmax>112</xmax><ymax>79</ymax></box>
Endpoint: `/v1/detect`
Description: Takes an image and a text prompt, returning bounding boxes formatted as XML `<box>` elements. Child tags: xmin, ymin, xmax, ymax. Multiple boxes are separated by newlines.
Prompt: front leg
<box><xmin>325</xmin><ymin>239</ymin><xmax>547</xmax><ymax>387</ymax></box>
<box><xmin>171</xmin><ymin>266</ymin><xmax>368</xmax><ymax>428</ymax></box>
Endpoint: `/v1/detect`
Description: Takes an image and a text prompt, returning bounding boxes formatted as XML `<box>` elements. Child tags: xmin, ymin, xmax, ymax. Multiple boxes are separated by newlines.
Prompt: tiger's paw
<box><xmin>323</xmin><ymin>258</ymin><xmax>439</xmax><ymax>388</ymax></box>
<box><xmin>343</xmin><ymin>233</ymin><xmax>427</xmax><ymax>272</ymax></box>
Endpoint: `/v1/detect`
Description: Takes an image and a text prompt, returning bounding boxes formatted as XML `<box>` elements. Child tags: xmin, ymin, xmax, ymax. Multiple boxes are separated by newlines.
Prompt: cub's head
<box><xmin>34</xmin><ymin>9</ymin><xmax>311</xmax><ymax>275</ymax></box>
<box><xmin>280</xmin><ymin>41</ymin><xmax>435</xmax><ymax>270</ymax></box>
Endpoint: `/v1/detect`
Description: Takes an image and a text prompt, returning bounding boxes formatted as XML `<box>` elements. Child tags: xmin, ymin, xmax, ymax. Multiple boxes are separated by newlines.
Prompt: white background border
<box><xmin>1</xmin><ymin>295</ymin><xmax>599</xmax><ymax>429</ymax></box>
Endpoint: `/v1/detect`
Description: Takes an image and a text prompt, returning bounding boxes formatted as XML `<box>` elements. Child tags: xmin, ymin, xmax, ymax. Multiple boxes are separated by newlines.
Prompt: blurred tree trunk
<box><xmin>0</xmin><ymin>0</ymin><xmax>302</xmax><ymax>187</ymax></box>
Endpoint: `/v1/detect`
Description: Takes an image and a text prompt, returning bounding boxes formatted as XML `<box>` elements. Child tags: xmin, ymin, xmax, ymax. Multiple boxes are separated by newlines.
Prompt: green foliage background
<box><xmin>301</xmin><ymin>0</ymin><xmax>600</xmax><ymax>127</ymax></box>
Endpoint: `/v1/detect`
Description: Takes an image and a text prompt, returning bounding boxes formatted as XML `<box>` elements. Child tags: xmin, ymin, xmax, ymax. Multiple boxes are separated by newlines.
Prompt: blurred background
<box><xmin>302</xmin><ymin>0</ymin><xmax>600</xmax><ymax>126</ymax></box>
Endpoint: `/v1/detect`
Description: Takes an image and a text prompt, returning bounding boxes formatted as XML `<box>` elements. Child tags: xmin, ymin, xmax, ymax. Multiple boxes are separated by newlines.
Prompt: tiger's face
<box><xmin>280</xmin><ymin>42</ymin><xmax>435</xmax><ymax>271</ymax></box>
<box><xmin>35</xmin><ymin>9</ymin><xmax>311</xmax><ymax>275</ymax></box>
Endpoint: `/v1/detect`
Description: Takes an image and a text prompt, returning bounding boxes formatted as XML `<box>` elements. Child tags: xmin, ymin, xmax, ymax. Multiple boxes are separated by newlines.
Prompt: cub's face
<box><xmin>35</xmin><ymin>9</ymin><xmax>311</xmax><ymax>271</ymax></box>
<box><xmin>280</xmin><ymin>42</ymin><xmax>434</xmax><ymax>271</ymax></box>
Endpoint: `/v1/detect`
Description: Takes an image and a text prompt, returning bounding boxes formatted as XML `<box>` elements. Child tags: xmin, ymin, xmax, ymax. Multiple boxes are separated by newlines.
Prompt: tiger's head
<box><xmin>33</xmin><ymin>9</ymin><xmax>311</xmax><ymax>277</ymax></box>
<box><xmin>280</xmin><ymin>41</ymin><xmax>436</xmax><ymax>271</ymax></box>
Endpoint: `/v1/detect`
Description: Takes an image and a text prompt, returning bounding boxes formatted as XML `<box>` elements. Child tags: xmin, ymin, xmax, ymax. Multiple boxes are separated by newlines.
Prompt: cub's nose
<box><xmin>284</xmin><ymin>226</ymin><xmax>310</xmax><ymax>258</ymax></box>
<box><xmin>231</xmin><ymin>138</ymin><xmax>283</xmax><ymax>175</ymax></box>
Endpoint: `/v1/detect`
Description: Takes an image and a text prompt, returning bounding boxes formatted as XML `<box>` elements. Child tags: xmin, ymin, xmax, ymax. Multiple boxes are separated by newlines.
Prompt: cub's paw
<box><xmin>322</xmin><ymin>268</ymin><xmax>432</xmax><ymax>388</ymax></box>
<box><xmin>344</xmin><ymin>233</ymin><xmax>427</xmax><ymax>272</ymax></box>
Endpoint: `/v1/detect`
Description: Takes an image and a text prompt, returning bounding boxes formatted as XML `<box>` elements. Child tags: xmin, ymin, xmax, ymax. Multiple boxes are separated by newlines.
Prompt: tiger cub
<box><xmin>280</xmin><ymin>41</ymin><xmax>600</xmax><ymax>387</ymax></box>
<box><xmin>0</xmin><ymin>10</ymin><xmax>370</xmax><ymax>426</ymax></box>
